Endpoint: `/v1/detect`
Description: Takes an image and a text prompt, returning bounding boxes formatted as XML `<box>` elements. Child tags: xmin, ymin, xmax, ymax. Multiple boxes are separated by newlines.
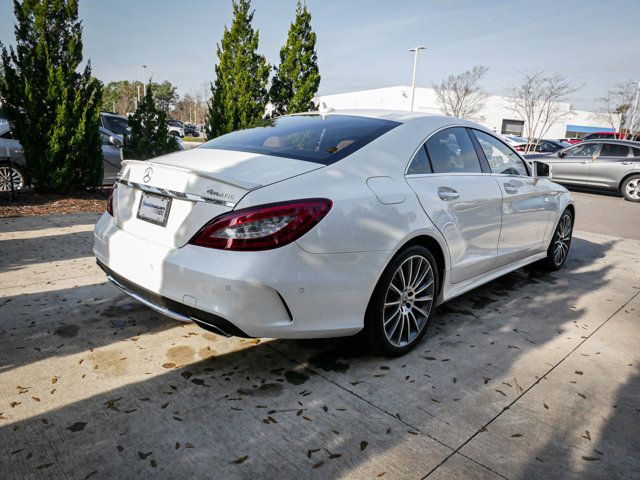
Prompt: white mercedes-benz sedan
<box><xmin>94</xmin><ymin>110</ymin><xmax>575</xmax><ymax>355</ymax></box>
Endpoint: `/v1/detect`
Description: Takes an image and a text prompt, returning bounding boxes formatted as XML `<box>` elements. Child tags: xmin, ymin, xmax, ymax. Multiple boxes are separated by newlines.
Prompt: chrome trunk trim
<box><xmin>116</xmin><ymin>179</ymin><xmax>237</xmax><ymax>207</ymax></box>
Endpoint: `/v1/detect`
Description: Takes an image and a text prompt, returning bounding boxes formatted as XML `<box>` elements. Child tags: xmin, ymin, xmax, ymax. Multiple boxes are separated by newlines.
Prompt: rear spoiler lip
<box><xmin>120</xmin><ymin>159</ymin><xmax>262</xmax><ymax>191</ymax></box>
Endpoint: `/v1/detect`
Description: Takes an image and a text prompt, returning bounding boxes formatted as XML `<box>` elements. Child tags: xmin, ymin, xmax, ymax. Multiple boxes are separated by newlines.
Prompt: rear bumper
<box><xmin>98</xmin><ymin>260</ymin><xmax>250</xmax><ymax>337</ymax></box>
<box><xmin>93</xmin><ymin>213</ymin><xmax>390</xmax><ymax>338</ymax></box>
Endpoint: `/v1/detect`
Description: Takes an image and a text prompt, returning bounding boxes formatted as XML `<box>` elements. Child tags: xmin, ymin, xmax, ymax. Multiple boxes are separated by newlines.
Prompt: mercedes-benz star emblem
<box><xmin>143</xmin><ymin>167</ymin><xmax>153</xmax><ymax>183</ymax></box>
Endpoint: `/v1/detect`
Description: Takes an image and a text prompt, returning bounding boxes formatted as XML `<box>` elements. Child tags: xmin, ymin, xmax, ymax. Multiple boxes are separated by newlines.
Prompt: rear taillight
<box><xmin>514</xmin><ymin>145</ymin><xmax>524</xmax><ymax>151</ymax></box>
<box><xmin>106</xmin><ymin>184</ymin><xmax>116</xmax><ymax>216</ymax></box>
<box><xmin>189</xmin><ymin>198</ymin><xmax>332</xmax><ymax>251</ymax></box>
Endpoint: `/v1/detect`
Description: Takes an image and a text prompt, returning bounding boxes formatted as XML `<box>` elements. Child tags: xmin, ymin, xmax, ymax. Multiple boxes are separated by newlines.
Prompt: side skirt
<box><xmin>438</xmin><ymin>251</ymin><xmax>547</xmax><ymax>304</ymax></box>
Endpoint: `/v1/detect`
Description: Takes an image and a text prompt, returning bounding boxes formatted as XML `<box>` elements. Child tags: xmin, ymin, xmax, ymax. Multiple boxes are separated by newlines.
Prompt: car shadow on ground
<box><xmin>2</xmin><ymin>234</ymin><xmax>631</xmax><ymax>479</ymax></box>
<box><xmin>0</xmin><ymin>284</ymin><xmax>178</xmax><ymax>373</ymax></box>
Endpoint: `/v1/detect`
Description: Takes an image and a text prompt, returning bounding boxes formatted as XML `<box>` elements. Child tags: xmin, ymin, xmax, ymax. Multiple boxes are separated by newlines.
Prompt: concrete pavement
<box><xmin>1</xmin><ymin>194</ymin><xmax>639</xmax><ymax>479</ymax></box>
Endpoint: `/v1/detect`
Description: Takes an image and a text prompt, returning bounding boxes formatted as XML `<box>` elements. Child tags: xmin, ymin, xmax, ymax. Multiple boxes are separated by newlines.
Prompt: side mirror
<box><xmin>532</xmin><ymin>160</ymin><xmax>551</xmax><ymax>181</ymax></box>
<box><xmin>110</xmin><ymin>135</ymin><xmax>123</xmax><ymax>147</ymax></box>
<box><xmin>557</xmin><ymin>151</ymin><xmax>566</xmax><ymax>158</ymax></box>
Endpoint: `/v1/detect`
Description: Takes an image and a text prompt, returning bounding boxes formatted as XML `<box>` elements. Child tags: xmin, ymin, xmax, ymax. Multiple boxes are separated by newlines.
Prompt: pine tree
<box><xmin>207</xmin><ymin>0</ymin><xmax>270</xmax><ymax>139</ymax></box>
<box><xmin>269</xmin><ymin>1</ymin><xmax>320</xmax><ymax>116</ymax></box>
<box><xmin>124</xmin><ymin>86</ymin><xmax>180</xmax><ymax>160</ymax></box>
<box><xmin>0</xmin><ymin>0</ymin><xmax>103</xmax><ymax>193</ymax></box>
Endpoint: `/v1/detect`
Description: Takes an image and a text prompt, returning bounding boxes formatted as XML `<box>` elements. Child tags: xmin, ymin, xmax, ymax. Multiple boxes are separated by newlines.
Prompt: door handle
<box><xmin>579</xmin><ymin>160</ymin><xmax>589</xmax><ymax>164</ymax></box>
<box><xmin>437</xmin><ymin>187</ymin><xmax>459</xmax><ymax>201</ymax></box>
<box><xmin>621</xmin><ymin>161</ymin><xmax>633</xmax><ymax>165</ymax></box>
<box><xmin>504</xmin><ymin>182</ymin><xmax>519</xmax><ymax>194</ymax></box>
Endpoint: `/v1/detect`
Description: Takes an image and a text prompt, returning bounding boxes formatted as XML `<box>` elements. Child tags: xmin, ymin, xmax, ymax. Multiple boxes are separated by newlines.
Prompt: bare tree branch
<box><xmin>433</xmin><ymin>66</ymin><xmax>489</xmax><ymax>120</ymax></box>
<box><xmin>592</xmin><ymin>80</ymin><xmax>636</xmax><ymax>137</ymax></box>
<box><xmin>508</xmin><ymin>72</ymin><xmax>579</xmax><ymax>152</ymax></box>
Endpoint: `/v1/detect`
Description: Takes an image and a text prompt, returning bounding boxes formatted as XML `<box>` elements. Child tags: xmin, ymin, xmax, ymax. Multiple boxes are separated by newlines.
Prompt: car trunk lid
<box><xmin>112</xmin><ymin>148</ymin><xmax>323</xmax><ymax>248</ymax></box>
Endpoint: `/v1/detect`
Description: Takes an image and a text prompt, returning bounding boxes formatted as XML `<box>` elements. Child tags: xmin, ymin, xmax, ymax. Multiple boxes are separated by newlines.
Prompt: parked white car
<box><xmin>94</xmin><ymin>110</ymin><xmax>574</xmax><ymax>355</ymax></box>
<box><xmin>167</xmin><ymin>120</ymin><xmax>185</xmax><ymax>138</ymax></box>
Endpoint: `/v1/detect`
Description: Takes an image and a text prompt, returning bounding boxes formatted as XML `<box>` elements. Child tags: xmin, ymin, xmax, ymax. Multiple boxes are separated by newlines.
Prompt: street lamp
<box><xmin>141</xmin><ymin>64</ymin><xmax>147</xmax><ymax>98</ymax></box>
<box><xmin>409</xmin><ymin>46</ymin><xmax>426</xmax><ymax>112</ymax></box>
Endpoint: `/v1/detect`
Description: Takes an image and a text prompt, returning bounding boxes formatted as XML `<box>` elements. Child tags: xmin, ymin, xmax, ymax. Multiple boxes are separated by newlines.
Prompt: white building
<box><xmin>316</xmin><ymin>86</ymin><xmax>612</xmax><ymax>140</ymax></box>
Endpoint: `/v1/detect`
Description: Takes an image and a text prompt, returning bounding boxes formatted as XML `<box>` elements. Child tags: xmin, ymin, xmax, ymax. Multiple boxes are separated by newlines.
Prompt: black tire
<box><xmin>621</xmin><ymin>175</ymin><xmax>640</xmax><ymax>202</ymax></box>
<box><xmin>537</xmin><ymin>208</ymin><xmax>573</xmax><ymax>271</ymax></box>
<box><xmin>363</xmin><ymin>245</ymin><xmax>439</xmax><ymax>356</ymax></box>
<box><xmin>0</xmin><ymin>162</ymin><xmax>27</xmax><ymax>192</ymax></box>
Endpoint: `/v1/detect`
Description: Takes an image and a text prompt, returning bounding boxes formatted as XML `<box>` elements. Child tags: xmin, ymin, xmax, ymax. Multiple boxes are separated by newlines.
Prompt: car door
<box><xmin>471</xmin><ymin>129</ymin><xmax>551</xmax><ymax>266</ymax></box>
<box><xmin>588</xmin><ymin>142</ymin><xmax>634</xmax><ymax>188</ymax></box>
<box><xmin>405</xmin><ymin>127</ymin><xmax>502</xmax><ymax>284</ymax></box>
<box><xmin>100</xmin><ymin>130</ymin><xmax>123</xmax><ymax>184</ymax></box>
<box><xmin>0</xmin><ymin>129</ymin><xmax>24</xmax><ymax>163</ymax></box>
<box><xmin>546</xmin><ymin>142</ymin><xmax>601</xmax><ymax>185</ymax></box>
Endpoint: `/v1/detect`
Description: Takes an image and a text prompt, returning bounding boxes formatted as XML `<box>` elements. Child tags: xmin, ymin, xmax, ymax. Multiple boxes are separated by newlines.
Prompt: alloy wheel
<box><xmin>553</xmin><ymin>213</ymin><xmax>572</xmax><ymax>266</ymax></box>
<box><xmin>383</xmin><ymin>255</ymin><xmax>435</xmax><ymax>348</ymax></box>
<box><xmin>625</xmin><ymin>178</ymin><xmax>640</xmax><ymax>200</ymax></box>
<box><xmin>0</xmin><ymin>165</ymin><xmax>24</xmax><ymax>192</ymax></box>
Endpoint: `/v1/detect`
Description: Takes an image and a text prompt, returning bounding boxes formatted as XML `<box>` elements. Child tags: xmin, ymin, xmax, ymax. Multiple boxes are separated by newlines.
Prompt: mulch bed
<box><xmin>0</xmin><ymin>188</ymin><xmax>109</xmax><ymax>217</ymax></box>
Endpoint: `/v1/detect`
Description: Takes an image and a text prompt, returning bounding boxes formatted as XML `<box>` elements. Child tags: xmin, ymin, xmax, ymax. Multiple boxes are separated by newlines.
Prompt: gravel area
<box><xmin>0</xmin><ymin>189</ymin><xmax>109</xmax><ymax>218</ymax></box>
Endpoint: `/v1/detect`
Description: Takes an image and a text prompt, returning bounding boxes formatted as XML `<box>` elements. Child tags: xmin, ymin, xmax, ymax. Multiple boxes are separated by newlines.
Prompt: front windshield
<box><xmin>200</xmin><ymin>114</ymin><xmax>400</xmax><ymax>165</ymax></box>
<box><xmin>104</xmin><ymin>116</ymin><xmax>130</xmax><ymax>136</ymax></box>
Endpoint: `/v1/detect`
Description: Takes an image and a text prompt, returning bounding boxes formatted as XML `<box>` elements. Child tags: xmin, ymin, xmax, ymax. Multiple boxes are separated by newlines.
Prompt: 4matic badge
<box><xmin>206</xmin><ymin>189</ymin><xmax>235</xmax><ymax>200</ymax></box>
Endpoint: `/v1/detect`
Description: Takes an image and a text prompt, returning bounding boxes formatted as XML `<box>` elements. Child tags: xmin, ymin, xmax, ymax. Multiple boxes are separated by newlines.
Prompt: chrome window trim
<box><xmin>116</xmin><ymin>179</ymin><xmax>237</xmax><ymax>208</ymax></box>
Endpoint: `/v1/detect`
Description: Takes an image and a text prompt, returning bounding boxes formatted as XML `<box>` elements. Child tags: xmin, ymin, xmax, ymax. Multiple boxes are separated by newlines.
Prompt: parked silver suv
<box><xmin>0</xmin><ymin>123</ymin><xmax>124</xmax><ymax>192</ymax></box>
<box><xmin>527</xmin><ymin>139</ymin><xmax>640</xmax><ymax>202</ymax></box>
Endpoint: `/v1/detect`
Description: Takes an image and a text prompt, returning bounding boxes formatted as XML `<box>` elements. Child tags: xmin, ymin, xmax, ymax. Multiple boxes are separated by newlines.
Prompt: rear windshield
<box><xmin>200</xmin><ymin>114</ymin><xmax>400</xmax><ymax>165</ymax></box>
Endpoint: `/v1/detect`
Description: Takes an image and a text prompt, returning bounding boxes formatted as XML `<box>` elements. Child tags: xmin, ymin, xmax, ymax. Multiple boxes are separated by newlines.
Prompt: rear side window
<box><xmin>200</xmin><ymin>114</ymin><xmax>400</xmax><ymax>165</ymax></box>
<box><xmin>633</xmin><ymin>147</ymin><xmax>640</xmax><ymax>157</ymax></box>
<box><xmin>472</xmin><ymin>130</ymin><xmax>528</xmax><ymax>176</ymax></box>
<box><xmin>566</xmin><ymin>143</ymin><xmax>600</xmax><ymax>157</ymax></box>
<box><xmin>425</xmin><ymin>127</ymin><xmax>482</xmax><ymax>174</ymax></box>
<box><xmin>407</xmin><ymin>146</ymin><xmax>432</xmax><ymax>175</ymax></box>
<box><xmin>599</xmin><ymin>143</ymin><xmax>630</xmax><ymax>157</ymax></box>
<box><xmin>0</xmin><ymin>130</ymin><xmax>13</xmax><ymax>139</ymax></box>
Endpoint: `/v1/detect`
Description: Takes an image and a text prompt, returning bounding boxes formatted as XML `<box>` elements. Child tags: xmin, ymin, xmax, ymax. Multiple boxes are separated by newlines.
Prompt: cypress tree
<box><xmin>0</xmin><ymin>0</ymin><xmax>103</xmax><ymax>193</ymax></box>
<box><xmin>269</xmin><ymin>1</ymin><xmax>320</xmax><ymax>116</ymax></box>
<box><xmin>124</xmin><ymin>86</ymin><xmax>180</xmax><ymax>160</ymax></box>
<box><xmin>207</xmin><ymin>0</ymin><xmax>270</xmax><ymax>139</ymax></box>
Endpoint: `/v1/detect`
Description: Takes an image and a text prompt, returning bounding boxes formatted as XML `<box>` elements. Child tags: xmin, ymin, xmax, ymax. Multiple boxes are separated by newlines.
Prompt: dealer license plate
<box><xmin>137</xmin><ymin>192</ymin><xmax>172</xmax><ymax>226</ymax></box>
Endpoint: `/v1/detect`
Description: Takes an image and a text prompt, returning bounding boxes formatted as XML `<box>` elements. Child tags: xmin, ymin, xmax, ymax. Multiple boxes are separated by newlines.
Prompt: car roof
<box><xmin>298</xmin><ymin>109</ymin><xmax>440</xmax><ymax>123</ymax></box>
<box><xmin>579</xmin><ymin>139</ymin><xmax>640</xmax><ymax>146</ymax></box>
<box><xmin>100</xmin><ymin>111</ymin><xmax>127</xmax><ymax>120</ymax></box>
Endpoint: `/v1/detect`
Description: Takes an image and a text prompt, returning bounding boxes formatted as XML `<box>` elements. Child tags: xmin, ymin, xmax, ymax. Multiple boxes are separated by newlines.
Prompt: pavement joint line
<box><xmin>0</xmin><ymin>272</ymin><xmax>105</xmax><ymax>293</ymax></box>
<box><xmin>422</xmin><ymin>288</ymin><xmax>640</xmax><ymax>479</ymax></box>
<box><xmin>266</xmin><ymin>343</ymin><xmax>456</xmax><ymax>453</ymax></box>
<box><xmin>452</xmin><ymin>452</ymin><xmax>512</xmax><ymax>480</ymax></box>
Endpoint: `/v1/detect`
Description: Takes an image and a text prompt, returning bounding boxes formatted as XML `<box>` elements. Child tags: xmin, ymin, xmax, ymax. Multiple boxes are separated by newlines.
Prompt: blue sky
<box><xmin>1</xmin><ymin>0</ymin><xmax>639</xmax><ymax>109</ymax></box>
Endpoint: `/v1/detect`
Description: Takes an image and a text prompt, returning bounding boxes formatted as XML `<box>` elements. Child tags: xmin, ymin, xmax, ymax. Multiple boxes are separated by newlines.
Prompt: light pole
<box><xmin>141</xmin><ymin>64</ymin><xmax>147</xmax><ymax>98</ymax></box>
<box><xmin>409</xmin><ymin>46</ymin><xmax>426</xmax><ymax>112</ymax></box>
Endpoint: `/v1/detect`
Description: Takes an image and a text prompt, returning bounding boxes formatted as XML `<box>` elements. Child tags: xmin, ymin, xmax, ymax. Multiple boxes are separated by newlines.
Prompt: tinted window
<box><xmin>425</xmin><ymin>127</ymin><xmax>481</xmax><ymax>174</ymax></box>
<box><xmin>407</xmin><ymin>145</ymin><xmax>431</xmax><ymax>175</ymax></box>
<box><xmin>103</xmin><ymin>115</ymin><xmax>130</xmax><ymax>136</ymax></box>
<box><xmin>100</xmin><ymin>132</ymin><xmax>111</xmax><ymax>145</ymax></box>
<box><xmin>633</xmin><ymin>148</ymin><xmax>640</xmax><ymax>157</ymax></box>
<box><xmin>0</xmin><ymin>130</ymin><xmax>13</xmax><ymax>139</ymax></box>
<box><xmin>473</xmin><ymin>130</ymin><xmax>528</xmax><ymax>176</ymax></box>
<box><xmin>599</xmin><ymin>143</ymin><xmax>630</xmax><ymax>157</ymax></box>
<box><xmin>566</xmin><ymin>143</ymin><xmax>600</xmax><ymax>157</ymax></box>
<box><xmin>200</xmin><ymin>114</ymin><xmax>400</xmax><ymax>165</ymax></box>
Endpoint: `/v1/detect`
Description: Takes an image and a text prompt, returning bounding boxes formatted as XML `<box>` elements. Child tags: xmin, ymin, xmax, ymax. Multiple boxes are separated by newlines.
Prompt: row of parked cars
<box><xmin>497</xmin><ymin>133</ymin><xmax>640</xmax><ymax>201</ymax></box>
<box><xmin>0</xmin><ymin>112</ymin><xmax>185</xmax><ymax>192</ymax></box>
